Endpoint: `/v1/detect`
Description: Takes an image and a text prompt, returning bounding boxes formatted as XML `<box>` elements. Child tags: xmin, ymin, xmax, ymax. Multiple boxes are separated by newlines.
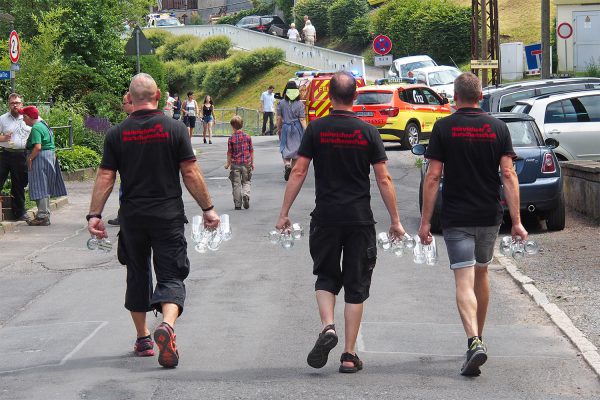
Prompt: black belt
<box><xmin>1</xmin><ymin>148</ymin><xmax>26</xmax><ymax>153</ymax></box>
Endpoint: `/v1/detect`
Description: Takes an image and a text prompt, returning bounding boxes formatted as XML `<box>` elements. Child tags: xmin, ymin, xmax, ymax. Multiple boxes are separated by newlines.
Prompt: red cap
<box><xmin>18</xmin><ymin>106</ymin><xmax>39</xmax><ymax>119</ymax></box>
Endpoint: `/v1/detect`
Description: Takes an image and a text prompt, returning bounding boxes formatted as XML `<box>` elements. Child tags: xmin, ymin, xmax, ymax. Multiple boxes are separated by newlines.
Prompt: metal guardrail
<box><xmin>53</xmin><ymin>118</ymin><xmax>74</xmax><ymax>150</ymax></box>
<box><xmin>153</xmin><ymin>24</ymin><xmax>366</xmax><ymax>76</ymax></box>
<box><xmin>194</xmin><ymin>107</ymin><xmax>261</xmax><ymax>137</ymax></box>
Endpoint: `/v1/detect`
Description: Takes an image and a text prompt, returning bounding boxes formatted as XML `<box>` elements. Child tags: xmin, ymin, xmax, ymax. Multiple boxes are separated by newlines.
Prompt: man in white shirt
<box><xmin>302</xmin><ymin>20</ymin><xmax>316</xmax><ymax>46</ymax></box>
<box><xmin>260</xmin><ymin>85</ymin><xmax>276</xmax><ymax>135</ymax></box>
<box><xmin>0</xmin><ymin>93</ymin><xmax>32</xmax><ymax>221</ymax></box>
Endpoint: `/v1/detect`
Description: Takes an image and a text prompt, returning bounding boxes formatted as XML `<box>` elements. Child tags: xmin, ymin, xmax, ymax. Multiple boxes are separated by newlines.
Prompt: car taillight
<box><xmin>541</xmin><ymin>152</ymin><xmax>556</xmax><ymax>173</ymax></box>
<box><xmin>257</xmin><ymin>25</ymin><xmax>267</xmax><ymax>31</ymax></box>
<box><xmin>379</xmin><ymin>107</ymin><xmax>399</xmax><ymax>117</ymax></box>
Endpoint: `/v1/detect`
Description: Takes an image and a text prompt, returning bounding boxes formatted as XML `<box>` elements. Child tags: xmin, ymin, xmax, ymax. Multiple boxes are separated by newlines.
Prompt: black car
<box><xmin>413</xmin><ymin>113</ymin><xmax>565</xmax><ymax>232</ymax></box>
<box><xmin>235</xmin><ymin>15</ymin><xmax>287</xmax><ymax>37</ymax></box>
<box><xmin>481</xmin><ymin>77</ymin><xmax>600</xmax><ymax>112</ymax></box>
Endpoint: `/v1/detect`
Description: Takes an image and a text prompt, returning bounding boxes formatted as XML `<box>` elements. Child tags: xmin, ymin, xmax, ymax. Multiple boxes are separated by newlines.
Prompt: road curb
<box><xmin>497</xmin><ymin>250</ymin><xmax>600</xmax><ymax>378</ymax></box>
<box><xmin>0</xmin><ymin>196</ymin><xmax>69</xmax><ymax>237</ymax></box>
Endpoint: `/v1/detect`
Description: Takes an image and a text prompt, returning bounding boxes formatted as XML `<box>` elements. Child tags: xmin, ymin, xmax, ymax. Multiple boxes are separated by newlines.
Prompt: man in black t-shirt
<box><xmin>418</xmin><ymin>72</ymin><xmax>528</xmax><ymax>376</ymax></box>
<box><xmin>87</xmin><ymin>73</ymin><xmax>220</xmax><ymax>369</ymax></box>
<box><xmin>276</xmin><ymin>71</ymin><xmax>407</xmax><ymax>374</ymax></box>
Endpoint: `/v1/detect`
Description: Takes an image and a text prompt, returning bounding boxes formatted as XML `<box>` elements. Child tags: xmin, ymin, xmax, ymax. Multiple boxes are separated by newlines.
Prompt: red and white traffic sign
<box><xmin>8</xmin><ymin>30</ymin><xmax>20</xmax><ymax>64</ymax></box>
<box><xmin>557</xmin><ymin>22</ymin><xmax>573</xmax><ymax>40</ymax></box>
<box><xmin>373</xmin><ymin>34</ymin><xmax>392</xmax><ymax>56</ymax></box>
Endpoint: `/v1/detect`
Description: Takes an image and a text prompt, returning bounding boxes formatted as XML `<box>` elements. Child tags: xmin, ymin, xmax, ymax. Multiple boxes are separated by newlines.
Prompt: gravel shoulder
<box><xmin>507</xmin><ymin>209</ymin><xmax>600</xmax><ymax>349</ymax></box>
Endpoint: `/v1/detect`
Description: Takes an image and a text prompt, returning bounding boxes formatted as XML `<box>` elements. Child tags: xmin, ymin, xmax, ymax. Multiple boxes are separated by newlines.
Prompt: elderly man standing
<box><xmin>87</xmin><ymin>73</ymin><xmax>220</xmax><ymax>368</ymax></box>
<box><xmin>260</xmin><ymin>85</ymin><xmax>275</xmax><ymax>135</ymax></box>
<box><xmin>418</xmin><ymin>72</ymin><xmax>527</xmax><ymax>376</ymax></box>
<box><xmin>0</xmin><ymin>93</ymin><xmax>31</xmax><ymax>221</ymax></box>
<box><xmin>302</xmin><ymin>20</ymin><xmax>316</xmax><ymax>46</ymax></box>
<box><xmin>276</xmin><ymin>71</ymin><xmax>406</xmax><ymax>373</ymax></box>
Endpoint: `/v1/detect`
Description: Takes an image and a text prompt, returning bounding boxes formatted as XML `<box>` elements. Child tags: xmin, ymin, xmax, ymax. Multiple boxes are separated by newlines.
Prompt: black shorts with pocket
<box><xmin>309</xmin><ymin>222</ymin><xmax>377</xmax><ymax>304</ymax></box>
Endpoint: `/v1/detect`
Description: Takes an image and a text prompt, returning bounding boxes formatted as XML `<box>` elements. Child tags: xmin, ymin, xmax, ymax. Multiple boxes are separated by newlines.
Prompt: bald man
<box><xmin>88</xmin><ymin>73</ymin><xmax>220</xmax><ymax>368</ymax></box>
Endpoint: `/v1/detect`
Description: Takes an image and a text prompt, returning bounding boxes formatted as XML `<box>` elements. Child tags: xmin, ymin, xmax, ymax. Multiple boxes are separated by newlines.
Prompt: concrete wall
<box><xmin>562</xmin><ymin>161</ymin><xmax>600</xmax><ymax>221</ymax></box>
<box><xmin>153</xmin><ymin>25</ymin><xmax>366</xmax><ymax>76</ymax></box>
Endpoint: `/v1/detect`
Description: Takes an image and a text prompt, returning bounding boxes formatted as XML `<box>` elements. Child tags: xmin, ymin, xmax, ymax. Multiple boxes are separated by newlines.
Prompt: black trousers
<box><xmin>262</xmin><ymin>112</ymin><xmax>274</xmax><ymax>135</ymax></box>
<box><xmin>0</xmin><ymin>150</ymin><xmax>28</xmax><ymax>219</ymax></box>
<box><xmin>118</xmin><ymin>220</ymin><xmax>190</xmax><ymax>315</ymax></box>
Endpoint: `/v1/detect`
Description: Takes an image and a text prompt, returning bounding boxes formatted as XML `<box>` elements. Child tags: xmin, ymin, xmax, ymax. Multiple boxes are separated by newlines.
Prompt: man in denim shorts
<box><xmin>276</xmin><ymin>71</ymin><xmax>406</xmax><ymax>373</ymax></box>
<box><xmin>418</xmin><ymin>72</ymin><xmax>528</xmax><ymax>376</ymax></box>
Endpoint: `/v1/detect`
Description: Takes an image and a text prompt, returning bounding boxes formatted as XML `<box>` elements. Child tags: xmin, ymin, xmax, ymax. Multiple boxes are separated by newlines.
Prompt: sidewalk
<box><xmin>0</xmin><ymin>196</ymin><xmax>70</xmax><ymax>236</ymax></box>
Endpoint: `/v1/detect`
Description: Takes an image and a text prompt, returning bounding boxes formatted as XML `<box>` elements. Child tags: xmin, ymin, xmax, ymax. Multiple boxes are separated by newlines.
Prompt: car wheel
<box><xmin>402</xmin><ymin>122</ymin><xmax>420</xmax><ymax>149</ymax></box>
<box><xmin>546</xmin><ymin>192</ymin><xmax>565</xmax><ymax>231</ymax></box>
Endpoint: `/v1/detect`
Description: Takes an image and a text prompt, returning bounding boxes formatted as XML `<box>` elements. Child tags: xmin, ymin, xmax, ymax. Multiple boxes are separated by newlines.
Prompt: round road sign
<box><xmin>9</xmin><ymin>30</ymin><xmax>20</xmax><ymax>64</ymax></box>
<box><xmin>373</xmin><ymin>34</ymin><xmax>392</xmax><ymax>56</ymax></box>
<box><xmin>557</xmin><ymin>22</ymin><xmax>573</xmax><ymax>40</ymax></box>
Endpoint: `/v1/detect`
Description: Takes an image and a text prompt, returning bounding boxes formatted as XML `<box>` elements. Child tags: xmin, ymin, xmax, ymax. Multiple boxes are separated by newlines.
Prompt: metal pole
<box><xmin>541</xmin><ymin>0</ymin><xmax>551</xmax><ymax>78</ymax></box>
<box><xmin>480</xmin><ymin>0</ymin><xmax>488</xmax><ymax>86</ymax></box>
<box><xmin>68</xmin><ymin>118</ymin><xmax>73</xmax><ymax>148</ymax></box>
<box><xmin>136</xmin><ymin>28</ymin><xmax>141</xmax><ymax>74</ymax></box>
<box><xmin>10</xmin><ymin>21</ymin><xmax>15</xmax><ymax>93</ymax></box>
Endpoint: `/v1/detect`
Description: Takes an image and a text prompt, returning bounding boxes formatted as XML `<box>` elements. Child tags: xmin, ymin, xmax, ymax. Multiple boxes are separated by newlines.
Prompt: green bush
<box><xmin>585</xmin><ymin>59</ymin><xmax>600</xmax><ymax>77</ymax></box>
<box><xmin>327</xmin><ymin>0</ymin><xmax>369</xmax><ymax>37</ymax></box>
<box><xmin>77</xmin><ymin>129</ymin><xmax>105</xmax><ymax>154</ymax></box>
<box><xmin>57</xmin><ymin>145</ymin><xmax>101</xmax><ymax>173</ymax></box>
<box><xmin>144</xmin><ymin>29</ymin><xmax>174</xmax><ymax>49</ymax></box>
<box><xmin>190</xmin><ymin>62</ymin><xmax>211</xmax><ymax>89</ymax></box>
<box><xmin>80</xmin><ymin>91</ymin><xmax>122</xmax><ymax>123</ymax></box>
<box><xmin>202</xmin><ymin>59</ymin><xmax>241</xmax><ymax>98</ymax></box>
<box><xmin>164</xmin><ymin>60</ymin><xmax>192</xmax><ymax>94</ymax></box>
<box><xmin>158</xmin><ymin>34</ymin><xmax>198</xmax><ymax>61</ymax></box>
<box><xmin>233</xmin><ymin>47</ymin><xmax>285</xmax><ymax>81</ymax></box>
<box><xmin>294</xmin><ymin>0</ymin><xmax>330</xmax><ymax>37</ymax></box>
<box><xmin>54</xmin><ymin>62</ymin><xmax>112</xmax><ymax>100</ymax></box>
<box><xmin>347</xmin><ymin>14</ymin><xmax>372</xmax><ymax>48</ymax></box>
<box><xmin>174</xmin><ymin>35</ymin><xmax>231</xmax><ymax>63</ymax></box>
<box><xmin>43</xmin><ymin>102</ymin><xmax>86</xmax><ymax>149</ymax></box>
<box><xmin>372</xmin><ymin>0</ymin><xmax>470</xmax><ymax>65</ymax></box>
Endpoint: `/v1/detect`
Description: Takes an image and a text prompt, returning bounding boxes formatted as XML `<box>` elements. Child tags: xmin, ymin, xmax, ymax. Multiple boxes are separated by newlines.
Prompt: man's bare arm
<box><xmin>276</xmin><ymin>156</ymin><xmax>310</xmax><ymax>230</ymax></box>
<box><xmin>89</xmin><ymin>168</ymin><xmax>117</xmax><ymax>214</ymax></box>
<box><xmin>500</xmin><ymin>155</ymin><xmax>528</xmax><ymax>239</ymax></box>
<box><xmin>180</xmin><ymin>160</ymin><xmax>219</xmax><ymax>228</ymax></box>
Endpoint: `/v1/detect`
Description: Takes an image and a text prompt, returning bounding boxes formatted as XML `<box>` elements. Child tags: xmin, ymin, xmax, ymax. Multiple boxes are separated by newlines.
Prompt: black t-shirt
<box><xmin>298</xmin><ymin>110</ymin><xmax>388</xmax><ymax>226</ymax></box>
<box><xmin>425</xmin><ymin>107</ymin><xmax>516</xmax><ymax>228</ymax></box>
<box><xmin>101</xmin><ymin>109</ymin><xmax>196</xmax><ymax>225</ymax></box>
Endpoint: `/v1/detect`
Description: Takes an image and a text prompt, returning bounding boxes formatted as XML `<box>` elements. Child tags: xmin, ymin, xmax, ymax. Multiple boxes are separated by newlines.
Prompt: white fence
<box><xmin>153</xmin><ymin>25</ymin><xmax>366</xmax><ymax>76</ymax></box>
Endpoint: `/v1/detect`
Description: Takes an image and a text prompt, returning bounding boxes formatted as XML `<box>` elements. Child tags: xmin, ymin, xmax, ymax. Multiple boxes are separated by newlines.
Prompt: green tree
<box><xmin>328</xmin><ymin>0</ymin><xmax>369</xmax><ymax>37</ymax></box>
<box><xmin>294</xmin><ymin>0</ymin><xmax>330</xmax><ymax>37</ymax></box>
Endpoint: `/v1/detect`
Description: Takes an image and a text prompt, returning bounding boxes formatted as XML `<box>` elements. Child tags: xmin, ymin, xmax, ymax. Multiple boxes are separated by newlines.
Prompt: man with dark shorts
<box><xmin>418</xmin><ymin>72</ymin><xmax>527</xmax><ymax>376</ymax></box>
<box><xmin>87</xmin><ymin>73</ymin><xmax>219</xmax><ymax>368</ymax></box>
<box><xmin>276</xmin><ymin>71</ymin><xmax>406</xmax><ymax>373</ymax></box>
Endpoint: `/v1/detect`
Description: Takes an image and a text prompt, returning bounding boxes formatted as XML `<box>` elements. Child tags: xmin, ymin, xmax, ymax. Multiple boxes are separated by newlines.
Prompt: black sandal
<box><xmin>339</xmin><ymin>352</ymin><xmax>363</xmax><ymax>373</ymax></box>
<box><xmin>307</xmin><ymin>324</ymin><xmax>338</xmax><ymax>368</ymax></box>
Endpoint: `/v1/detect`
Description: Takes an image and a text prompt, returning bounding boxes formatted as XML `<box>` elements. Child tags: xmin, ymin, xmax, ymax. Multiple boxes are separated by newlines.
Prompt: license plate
<box><xmin>356</xmin><ymin>111</ymin><xmax>374</xmax><ymax>117</ymax></box>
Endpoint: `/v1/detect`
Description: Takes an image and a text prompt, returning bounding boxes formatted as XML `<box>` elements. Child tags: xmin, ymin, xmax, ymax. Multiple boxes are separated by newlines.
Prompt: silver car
<box><xmin>512</xmin><ymin>90</ymin><xmax>600</xmax><ymax>161</ymax></box>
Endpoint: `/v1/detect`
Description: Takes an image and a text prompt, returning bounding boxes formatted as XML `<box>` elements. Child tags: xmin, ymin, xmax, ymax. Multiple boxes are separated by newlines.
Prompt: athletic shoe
<box><xmin>134</xmin><ymin>337</ymin><xmax>155</xmax><ymax>357</ymax></box>
<box><xmin>27</xmin><ymin>217</ymin><xmax>50</xmax><ymax>226</ymax></box>
<box><xmin>307</xmin><ymin>324</ymin><xmax>338</xmax><ymax>368</ymax></box>
<box><xmin>154</xmin><ymin>322</ymin><xmax>179</xmax><ymax>368</ymax></box>
<box><xmin>460</xmin><ymin>338</ymin><xmax>487</xmax><ymax>376</ymax></box>
<box><xmin>242</xmin><ymin>195</ymin><xmax>250</xmax><ymax>209</ymax></box>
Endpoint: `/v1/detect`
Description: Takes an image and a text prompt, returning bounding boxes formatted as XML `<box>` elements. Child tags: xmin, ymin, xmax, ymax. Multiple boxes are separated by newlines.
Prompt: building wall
<box><xmin>556</xmin><ymin>3</ymin><xmax>600</xmax><ymax>72</ymax></box>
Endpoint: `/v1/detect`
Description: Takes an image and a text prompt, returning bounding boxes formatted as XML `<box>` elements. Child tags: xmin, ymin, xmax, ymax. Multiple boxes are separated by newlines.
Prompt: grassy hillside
<box><xmin>218</xmin><ymin>63</ymin><xmax>302</xmax><ymax>110</ymax></box>
<box><xmin>452</xmin><ymin>0</ymin><xmax>555</xmax><ymax>45</ymax></box>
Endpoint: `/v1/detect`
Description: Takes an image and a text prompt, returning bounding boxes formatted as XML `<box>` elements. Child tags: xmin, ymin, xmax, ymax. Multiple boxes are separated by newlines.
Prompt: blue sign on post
<box><xmin>0</xmin><ymin>70</ymin><xmax>10</xmax><ymax>80</ymax></box>
<box><xmin>524</xmin><ymin>43</ymin><xmax>542</xmax><ymax>74</ymax></box>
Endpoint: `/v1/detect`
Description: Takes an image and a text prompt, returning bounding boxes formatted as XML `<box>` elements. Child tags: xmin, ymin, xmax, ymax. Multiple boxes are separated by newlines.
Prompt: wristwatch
<box><xmin>86</xmin><ymin>213</ymin><xmax>102</xmax><ymax>221</ymax></box>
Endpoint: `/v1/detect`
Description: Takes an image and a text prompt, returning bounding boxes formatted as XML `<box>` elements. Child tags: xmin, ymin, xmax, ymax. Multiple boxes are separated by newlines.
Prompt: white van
<box><xmin>388</xmin><ymin>55</ymin><xmax>437</xmax><ymax>79</ymax></box>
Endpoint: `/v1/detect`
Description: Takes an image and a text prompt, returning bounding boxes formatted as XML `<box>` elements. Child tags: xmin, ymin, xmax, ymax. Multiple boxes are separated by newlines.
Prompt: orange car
<box><xmin>352</xmin><ymin>83</ymin><xmax>451</xmax><ymax>148</ymax></box>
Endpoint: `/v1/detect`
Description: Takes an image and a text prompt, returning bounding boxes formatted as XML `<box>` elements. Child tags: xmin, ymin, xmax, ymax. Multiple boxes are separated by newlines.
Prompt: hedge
<box><xmin>164</xmin><ymin>60</ymin><xmax>192</xmax><ymax>94</ymax></box>
<box><xmin>327</xmin><ymin>0</ymin><xmax>369</xmax><ymax>37</ymax></box>
<box><xmin>372</xmin><ymin>0</ymin><xmax>470</xmax><ymax>65</ymax></box>
<box><xmin>233</xmin><ymin>47</ymin><xmax>285</xmax><ymax>81</ymax></box>
<box><xmin>294</xmin><ymin>0</ymin><xmax>330</xmax><ymax>38</ymax></box>
<box><xmin>57</xmin><ymin>145</ymin><xmax>101</xmax><ymax>173</ymax></box>
<box><xmin>347</xmin><ymin>15</ymin><xmax>372</xmax><ymax>49</ymax></box>
<box><xmin>174</xmin><ymin>35</ymin><xmax>231</xmax><ymax>63</ymax></box>
<box><xmin>202</xmin><ymin>59</ymin><xmax>241</xmax><ymax>98</ymax></box>
<box><xmin>144</xmin><ymin>29</ymin><xmax>174</xmax><ymax>49</ymax></box>
<box><xmin>157</xmin><ymin>34</ymin><xmax>199</xmax><ymax>61</ymax></box>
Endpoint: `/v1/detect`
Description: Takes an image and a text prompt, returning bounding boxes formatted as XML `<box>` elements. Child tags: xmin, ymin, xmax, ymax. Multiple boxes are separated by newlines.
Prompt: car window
<box><xmin>355</xmin><ymin>92</ymin><xmax>393</xmax><ymax>105</ymax></box>
<box><xmin>421</xmin><ymin>88</ymin><xmax>441</xmax><ymax>105</ymax></box>
<box><xmin>428</xmin><ymin>69</ymin><xmax>460</xmax><ymax>86</ymax></box>
<box><xmin>499</xmin><ymin>89</ymin><xmax>536</xmax><ymax>112</ymax></box>
<box><xmin>511</xmin><ymin>104</ymin><xmax>531</xmax><ymax>114</ymax></box>
<box><xmin>561</xmin><ymin>99</ymin><xmax>586</xmax><ymax>122</ymax></box>
<box><xmin>578</xmin><ymin>95</ymin><xmax>600</xmax><ymax>121</ymax></box>
<box><xmin>404</xmin><ymin>89</ymin><xmax>427</xmax><ymax>104</ymax></box>
<box><xmin>238</xmin><ymin>17</ymin><xmax>250</xmax><ymax>24</ymax></box>
<box><xmin>271</xmin><ymin>16</ymin><xmax>284</xmax><ymax>24</ymax></box>
<box><xmin>544</xmin><ymin>101</ymin><xmax>566</xmax><ymax>123</ymax></box>
<box><xmin>480</xmin><ymin>95</ymin><xmax>490</xmax><ymax>111</ymax></box>
<box><xmin>261</xmin><ymin>17</ymin><xmax>273</xmax><ymax>24</ymax></box>
<box><xmin>415</xmin><ymin>73</ymin><xmax>427</xmax><ymax>85</ymax></box>
<box><xmin>400</xmin><ymin>60</ymin><xmax>436</xmax><ymax>77</ymax></box>
<box><xmin>506</xmin><ymin>120</ymin><xmax>541</xmax><ymax>147</ymax></box>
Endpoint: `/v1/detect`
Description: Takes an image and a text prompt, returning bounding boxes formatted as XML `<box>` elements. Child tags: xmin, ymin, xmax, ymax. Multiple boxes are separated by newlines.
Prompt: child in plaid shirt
<box><xmin>224</xmin><ymin>115</ymin><xmax>254</xmax><ymax>210</ymax></box>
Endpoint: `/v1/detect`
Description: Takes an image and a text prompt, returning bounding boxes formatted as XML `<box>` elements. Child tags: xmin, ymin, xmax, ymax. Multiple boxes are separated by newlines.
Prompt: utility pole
<box><xmin>471</xmin><ymin>0</ymin><xmax>500</xmax><ymax>86</ymax></box>
<box><xmin>541</xmin><ymin>0</ymin><xmax>551</xmax><ymax>78</ymax></box>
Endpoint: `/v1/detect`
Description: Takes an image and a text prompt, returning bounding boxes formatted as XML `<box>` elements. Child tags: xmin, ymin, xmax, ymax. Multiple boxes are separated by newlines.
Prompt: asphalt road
<box><xmin>0</xmin><ymin>136</ymin><xmax>598</xmax><ymax>399</ymax></box>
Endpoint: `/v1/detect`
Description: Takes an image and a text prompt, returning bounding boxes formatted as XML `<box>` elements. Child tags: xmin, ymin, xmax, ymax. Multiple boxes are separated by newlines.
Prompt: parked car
<box><xmin>387</xmin><ymin>55</ymin><xmax>437</xmax><ymax>79</ymax></box>
<box><xmin>235</xmin><ymin>15</ymin><xmax>287</xmax><ymax>37</ymax></box>
<box><xmin>481</xmin><ymin>77</ymin><xmax>600</xmax><ymax>112</ymax></box>
<box><xmin>411</xmin><ymin>66</ymin><xmax>461</xmax><ymax>101</ymax></box>
<box><xmin>412</xmin><ymin>113</ymin><xmax>565</xmax><ymax>232</ymax></box>
<box><xmin>352</xmin><ymin>83</ymin><xmax>451</xmax><ymax>148</ymax></box>
<box><xmin>147</xmin><ymin>13</ymin><xmax>182</xmax><ymax>27</ymax></box>
<box><xmin>512</xmin><ymin>89</ymin><xmax>600</xmax><ymax>161</ymax></box>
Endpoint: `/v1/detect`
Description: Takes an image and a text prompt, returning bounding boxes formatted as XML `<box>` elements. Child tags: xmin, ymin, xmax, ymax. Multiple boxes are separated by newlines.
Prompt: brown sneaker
<box><xmin>154</xmin><ymin>322</ymin><xmax>179</xmax><ymax>368</ymax></box>
<box><xmin>27</xmin><ymin>217</ymin><xmax>50</xmax><ymax>226</ymax></box>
